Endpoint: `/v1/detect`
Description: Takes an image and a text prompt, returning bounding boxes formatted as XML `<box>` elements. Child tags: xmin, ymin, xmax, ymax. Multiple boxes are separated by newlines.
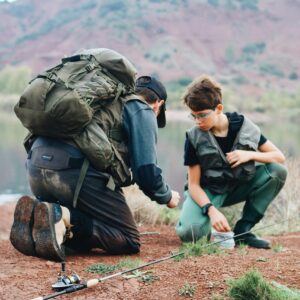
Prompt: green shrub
<box><xmin>0</xmin><ymin>65</ymin><xmax>32</xmax><ymax>94</ymax></box>
<box><xmin>98</xmin><ymin>1</ymin><xmax>128</xmax><ymax>17</ymax></box>
<box><xmin>259</xmin><ymin>63</ymin><xmax>284</xmax><ymax>78</ymax></box>
<box><xmin>239</xmin><ymin>0</ymin><xmax>259</xmax><ymax>11</ymax></box>
<box><xmin>225</xmin><ymin>46</ymin><xmax>235</xmax><ymax>63</ymax></box>
<box><xmin>242</xmin><ymin>43</ymin><xmax>265</xmax><ymax>55</ymax></box>
<box><xmin>289</xmin><ymin>72</ymin><xmax>298</xmax><ymax>80</ymax></box>
<box><xmin>232</xmin><ymin>75</ymin><xmax>248</xmax><ymax>85</ymax></box>
<box><xmin>208</xmin><ymin>0</ymin><xmax>219</xmax><ymax>7</ymax></box>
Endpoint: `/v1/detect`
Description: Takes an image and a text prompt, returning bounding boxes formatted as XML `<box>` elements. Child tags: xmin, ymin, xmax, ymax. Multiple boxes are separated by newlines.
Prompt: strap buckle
<box><xmin>85</xmin><ymin>63</ymin><xmax>96</xmax><ymax>72</ymax></box>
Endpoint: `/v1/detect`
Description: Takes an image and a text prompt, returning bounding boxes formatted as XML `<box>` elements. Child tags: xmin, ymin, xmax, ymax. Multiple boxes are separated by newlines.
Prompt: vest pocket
<box><xmin>232</xmin><ymin>143</ymin><xmax>256</xmax><ymax>182</ymax></box>
<box><xmin>197</xmin><ymin>146</ymin><xmax>223</xmax><ymax>168</ymax></box>
<box><xmin>232</xmin><ymin>161</ymin><xmax>256</xmax><ymax>182</ymax></box>
<box><xmin>204</xmin><ymin>169</ymin><xmax>225</xmax><ymax>182</ymax></box>
<box><xmin>202</xmin><ymin>169</ymin><xmax>233</xmax><ymax>194</ymax></box>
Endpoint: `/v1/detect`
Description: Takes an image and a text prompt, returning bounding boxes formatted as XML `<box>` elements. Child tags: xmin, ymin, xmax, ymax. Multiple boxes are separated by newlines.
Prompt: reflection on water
<box><xmin>1</xmin><ymin>114</ymin><xmax>299</xmax><ymax>195</ymax></box>
<box><xmin>0</xmin><ymin>194</ymin><xmax>22</xmax><ymax>205</ymax></box>
<box><xmin>0</xmin><ymin>114</ymin><xmax>30</xmax><ymax>195</ymax></box>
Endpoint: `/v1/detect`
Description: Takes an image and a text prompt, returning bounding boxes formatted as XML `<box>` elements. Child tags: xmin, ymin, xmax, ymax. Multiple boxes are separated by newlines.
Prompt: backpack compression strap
<box><xmin>61</xmin><ymin>54</ymin><xmax>132</xmax><ymax>100</ymax></box>
<box><xmin>72</xmin><ymin>158</ymin><xmax>116</xmax><ymax>208</ymax></box>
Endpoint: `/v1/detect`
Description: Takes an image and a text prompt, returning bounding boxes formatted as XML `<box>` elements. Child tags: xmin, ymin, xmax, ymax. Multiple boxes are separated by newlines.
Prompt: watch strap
<box><xmin>202</xmin><ymin>203</ymin><xmax>213</xmax><ymax>216</ymax></box>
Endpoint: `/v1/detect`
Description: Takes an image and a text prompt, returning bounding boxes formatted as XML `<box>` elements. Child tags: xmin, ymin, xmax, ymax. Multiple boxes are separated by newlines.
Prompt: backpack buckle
<box><xmin>85</xmin><ymin>63</ymin><xmax>95</xmax><ymax>72</ymax></box>
<box><xmin>46</xmin><ymin>72</ymin><xmax>58</xmax><ymax>82</ymax></box>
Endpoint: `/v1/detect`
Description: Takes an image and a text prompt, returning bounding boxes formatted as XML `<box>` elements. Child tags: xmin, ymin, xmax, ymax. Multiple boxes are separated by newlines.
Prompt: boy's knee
<box><xmin>266</xmin><ymin>163</ymin><xmax>287</xmax><ymax>183</ymax></box>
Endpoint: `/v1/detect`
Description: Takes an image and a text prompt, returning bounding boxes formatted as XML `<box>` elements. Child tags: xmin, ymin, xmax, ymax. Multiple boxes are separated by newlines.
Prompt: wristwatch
<box><xmin>202</xmin><ymin>203</ymin><xmax>213</xmax><ymax>216</ymax></box>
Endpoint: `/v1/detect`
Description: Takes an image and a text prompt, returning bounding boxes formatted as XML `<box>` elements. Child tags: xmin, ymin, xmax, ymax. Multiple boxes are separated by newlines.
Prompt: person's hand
<box><xmin>208</xmin><ymin>206</ymin><xmax>231</xmax><ymax>232</ymax></box>
<box><xmin>167</xmin><ymin>190</ymin><xmax>180</xmax><ymax>208</ymax></box>
<box><xmin>226</xmin><ymin>150</ymin><xmax>253</xmax><ymax>168</ymax></box>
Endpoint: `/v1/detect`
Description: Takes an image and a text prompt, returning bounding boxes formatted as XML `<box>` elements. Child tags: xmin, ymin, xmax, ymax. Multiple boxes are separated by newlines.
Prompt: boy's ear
<box><xmin>158</xmin><ymin>99</ymin><xmax>165</xmax><ymax>106</ymax></box>
<box><xmin>215</xmin><ymin>103</ymin><xmax>223</xmax><ymax>113</ymax></box>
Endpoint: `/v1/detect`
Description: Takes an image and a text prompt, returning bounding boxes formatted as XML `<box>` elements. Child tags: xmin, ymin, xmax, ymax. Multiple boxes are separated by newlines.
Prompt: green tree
<box><xmin>225</xmin><ymin>46</ymin><xmax>235</xmax><ymax>63</ymax></box>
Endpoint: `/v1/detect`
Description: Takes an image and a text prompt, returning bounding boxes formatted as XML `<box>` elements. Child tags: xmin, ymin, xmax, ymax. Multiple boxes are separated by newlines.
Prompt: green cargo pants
<box><xmin>176</xmin><ymin>163</ymin><xmax>287</xmax><ymax>242</ymax></box>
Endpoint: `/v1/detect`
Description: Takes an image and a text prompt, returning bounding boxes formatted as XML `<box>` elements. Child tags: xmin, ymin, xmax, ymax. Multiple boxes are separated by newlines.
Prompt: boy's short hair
<box><xmin>134</xmin><ymin>86</ymin><xmax>158</xmax><ymax>104</ymax></box>
<box><xmin>182</xmin><ymin>75</ymin><xmax>222</xmax><ymax>111</ymax></box>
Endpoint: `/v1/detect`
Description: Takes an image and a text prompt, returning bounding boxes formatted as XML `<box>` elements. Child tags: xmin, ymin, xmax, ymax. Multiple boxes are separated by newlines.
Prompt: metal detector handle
<box><xmin>86</xmin><ymin>279</ymin><xmax>99</xmax><ymax>287</ymax></box>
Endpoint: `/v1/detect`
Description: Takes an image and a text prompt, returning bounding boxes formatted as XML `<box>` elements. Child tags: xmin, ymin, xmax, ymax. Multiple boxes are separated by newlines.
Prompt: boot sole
<box><xmin>10</xmin><ymin>196</ymin><xmax>37</xmax><ymax>256</ymax></box>
<box><xmin>33</xmin><ymin>202</ymin><xmax>65</xmax><ymax>262</ymax></box>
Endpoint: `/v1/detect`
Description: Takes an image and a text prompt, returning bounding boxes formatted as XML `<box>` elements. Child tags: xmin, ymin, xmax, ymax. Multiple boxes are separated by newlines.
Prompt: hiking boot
<box><xmin>233</xmin><ymin>208</ymin><xmax>271</xmax><ymax>250</ymax></box>
<box><xmin>10</xmin><ymin>196</ymin><xmax>38</xmax><ymax>256</ymax></box>
<box><xmin>32</xmin><ymin>202</ymin><xmax>71</xmax><ymax>261</ymax></box>
<box><xmin>234</xmin><ymin>232</ymin><xmax>271</xmax><ymax>249</ymax></box>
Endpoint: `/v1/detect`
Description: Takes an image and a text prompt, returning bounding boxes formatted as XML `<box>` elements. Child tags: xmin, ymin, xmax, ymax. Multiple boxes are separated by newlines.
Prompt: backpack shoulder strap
<box><xmin>123</xmin><ymin>94</ymin><xmax>148</xmax><ymax>105</ymax></box>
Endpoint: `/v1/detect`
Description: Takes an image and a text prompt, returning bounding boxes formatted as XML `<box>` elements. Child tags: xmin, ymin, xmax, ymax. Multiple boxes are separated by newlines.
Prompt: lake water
<box><xmin>0</xmin><ymin>112</ymin><xmax>299</xmax><ymax>198</ymax></box>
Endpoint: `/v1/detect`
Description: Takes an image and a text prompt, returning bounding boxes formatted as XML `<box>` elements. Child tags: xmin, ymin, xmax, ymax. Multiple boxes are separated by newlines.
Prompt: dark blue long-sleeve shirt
<box><xmin>123</xmin><ymin>100</ymin><xmax>172</xmax><ymax>205</ymax></box>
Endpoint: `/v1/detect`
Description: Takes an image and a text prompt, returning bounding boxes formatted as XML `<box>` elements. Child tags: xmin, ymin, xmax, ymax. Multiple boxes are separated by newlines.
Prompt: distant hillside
<box><xmin>1</xmin><ymin>0</ymin><xmax>299</xmax><ymax>99</ymax></box>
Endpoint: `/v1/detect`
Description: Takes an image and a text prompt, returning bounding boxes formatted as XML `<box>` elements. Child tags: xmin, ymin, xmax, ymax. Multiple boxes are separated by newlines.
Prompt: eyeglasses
<box><xmin>189</xmin><ymin>110</ymin><xmax>214</xmax><ymax>120</ymax></box>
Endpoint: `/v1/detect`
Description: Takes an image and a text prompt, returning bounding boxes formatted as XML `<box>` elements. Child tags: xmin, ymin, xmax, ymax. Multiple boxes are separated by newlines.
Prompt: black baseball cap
<box><xmin>135</xmin><ymin>76</ymin><xmax>167</xmax><ymax>128</ymax></box>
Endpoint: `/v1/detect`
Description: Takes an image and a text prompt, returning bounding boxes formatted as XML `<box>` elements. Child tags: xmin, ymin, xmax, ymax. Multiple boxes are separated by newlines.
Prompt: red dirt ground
<box><xmin>0</xmin><ymin>202</ymin><xmax>299</xmax><ymax>300</ymax></box>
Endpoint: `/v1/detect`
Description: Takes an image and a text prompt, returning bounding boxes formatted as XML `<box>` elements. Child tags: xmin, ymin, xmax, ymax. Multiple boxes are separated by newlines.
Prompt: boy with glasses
<box><xmin>176</xmin><ymin>75</ymin><xmax>287</xmax><ymax>249</ymax></box>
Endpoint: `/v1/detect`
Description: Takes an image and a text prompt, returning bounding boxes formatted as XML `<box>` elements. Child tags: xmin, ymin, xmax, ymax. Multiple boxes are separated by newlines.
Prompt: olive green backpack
<box><xmin>15</xmin><ymin>49</ymin><xmax>136</xmax><ymax>131</ymax></box>
<box><xmin>14</xmin><ymin>48</ymin><xmax>137</xmax><ymax>205</ymax></box>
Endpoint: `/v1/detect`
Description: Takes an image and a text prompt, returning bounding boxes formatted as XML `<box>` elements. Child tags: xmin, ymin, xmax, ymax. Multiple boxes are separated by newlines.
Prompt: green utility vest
<box><xmin>187</xmin><ymin>116</ymin><xmax>261</xmax><ymax>194</ymax></box>
<box><xmin>15</xmin><ymin>48</ymin><xmax>144</xmax><ymax>190</ymax></box>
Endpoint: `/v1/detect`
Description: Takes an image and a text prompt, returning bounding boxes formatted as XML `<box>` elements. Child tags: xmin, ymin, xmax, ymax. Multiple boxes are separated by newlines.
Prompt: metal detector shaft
<box><xmin>30</xmin><ymin>218</ymin><xmax>292</xmax><ymax>300</ymax></box>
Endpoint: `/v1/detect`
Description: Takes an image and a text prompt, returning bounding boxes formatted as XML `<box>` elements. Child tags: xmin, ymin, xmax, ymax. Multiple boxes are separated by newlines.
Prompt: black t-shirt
<box><xmin>184</xmin><ymin>112</ymin><xmax>267</xmax><ymax>166</ymax></box>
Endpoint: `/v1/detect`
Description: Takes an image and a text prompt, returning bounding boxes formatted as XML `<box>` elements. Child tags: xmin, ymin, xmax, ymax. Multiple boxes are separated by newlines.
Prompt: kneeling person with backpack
<box><xmin>10</xmin><ymin>48</ymin><xmax>180</xmax><ymax>261</ymax></box>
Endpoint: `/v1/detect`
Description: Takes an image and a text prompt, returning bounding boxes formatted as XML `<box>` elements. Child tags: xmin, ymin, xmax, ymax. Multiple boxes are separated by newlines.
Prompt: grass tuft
<box><xmin>86</xmin><ymin>263</ymin><xmax>118</xmax><ymax>274</ymax></box>
<box><xmin>118</xmin><ymin>257</ymin><xmax>144</xmax><ymax>269</ymax></box>
<box><xmin>228</xmin><ymin>270</ymin><xmax>300</xmax><ymax>300</ymax></box>
<box><xmin>212</xmin><ymin>293</ymin><xmax>226</xmax><ymax>300</ymax></box>
<box><xmin>137</xmin><ymin>271</ymin><xmax>160</xmax><ymax>283</ymax></box>
<box><xmin>272</xmin><ymin>243</ymin><xmax>284</xmax><ymax>253</ymax></box>
<box><xmin>175</xmin><ymin>237</ymin><xmax>223</xmax><ymax>261</ymax></box>
<box><xmin>86</xmin><ymin>257</ymin><xmax>145</xmax><ymax>275</ymax></box>
<box><xmin>122</xmin><ymin>269</ymin><xmax>159</xmax><ymax>283</ymax></box>
<box><xmin>178</xmin><ymin>282</ymin><xmax>196</xmax><ymax>297</ymax></box>
<box><xmin>236</xmin><ymin>242</ymin><xmax>248</xmax><ymax>255</ymax></box>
